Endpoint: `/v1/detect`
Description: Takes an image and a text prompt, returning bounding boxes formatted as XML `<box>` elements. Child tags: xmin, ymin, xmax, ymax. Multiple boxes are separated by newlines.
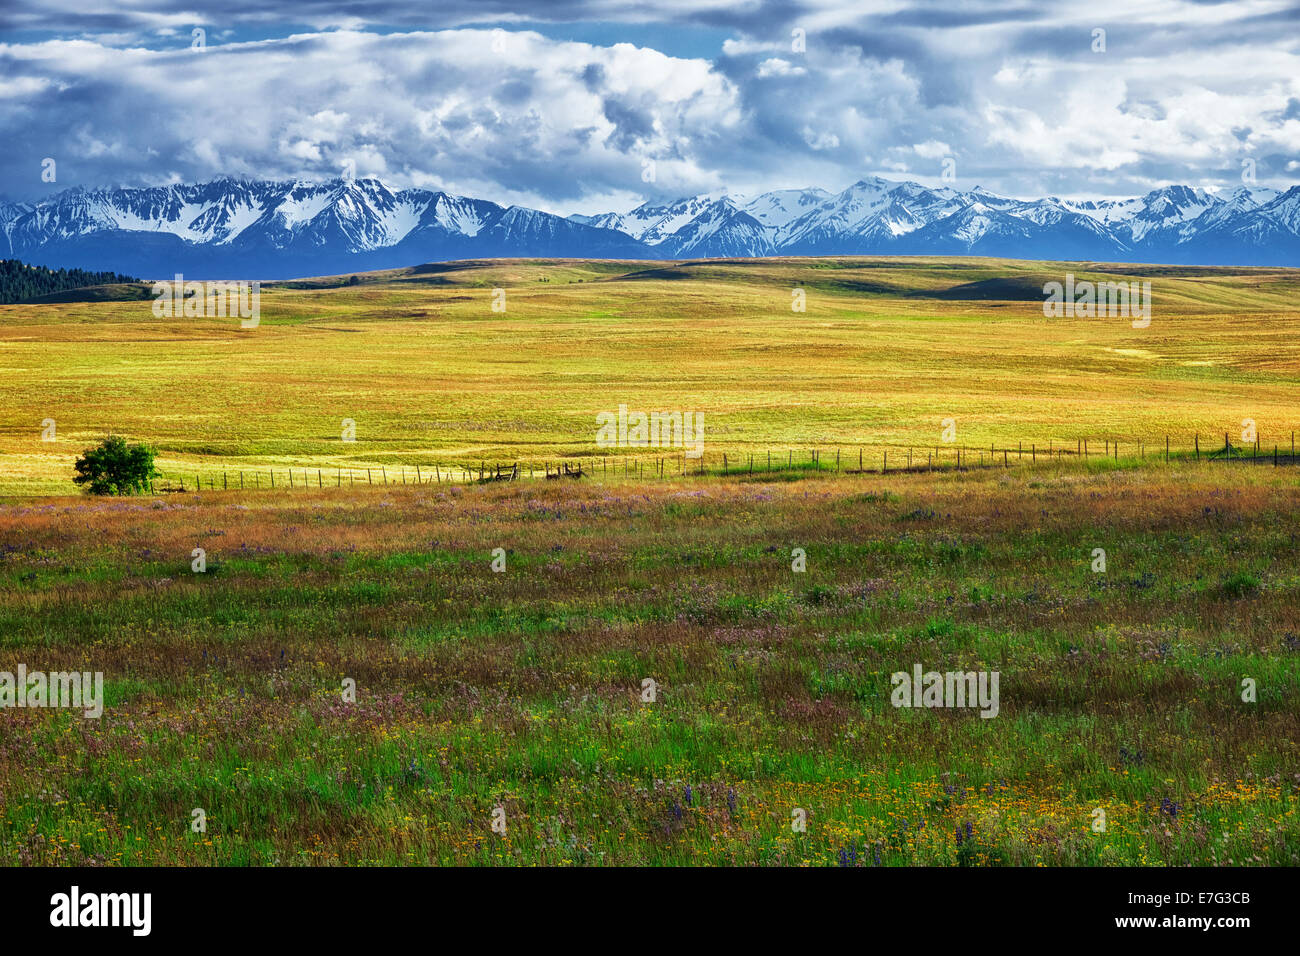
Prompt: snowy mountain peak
<box><xmin>1223</xmin><ymin>184</ymin><xmax>1281</xmax><ymax>208</ymax></box>
<box><xmin>4</xmin><ymin>174</ymin><xmax>1298</xmax><ymax>278</ymax></box>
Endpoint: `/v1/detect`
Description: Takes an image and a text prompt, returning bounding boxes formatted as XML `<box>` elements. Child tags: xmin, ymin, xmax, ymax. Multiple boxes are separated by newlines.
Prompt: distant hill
<box><xmin>0</xmin><ymin>258</ymin><xmax>142</xmax><ymax>304</ymax></box>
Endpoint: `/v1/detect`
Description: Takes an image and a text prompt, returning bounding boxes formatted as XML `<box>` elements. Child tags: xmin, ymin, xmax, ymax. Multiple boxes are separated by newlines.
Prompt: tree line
<box><xmin>0</xmin><ymin>258</ymin><xmax>140</xmax><ymax>304</ymax></box>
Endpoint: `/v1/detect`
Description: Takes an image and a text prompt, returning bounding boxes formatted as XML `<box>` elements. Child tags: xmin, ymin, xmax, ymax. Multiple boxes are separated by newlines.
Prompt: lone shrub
<box><xmin>73</xmin><ymin>435</ymin><xmax>160</xmax><ymax>495</ymax></box>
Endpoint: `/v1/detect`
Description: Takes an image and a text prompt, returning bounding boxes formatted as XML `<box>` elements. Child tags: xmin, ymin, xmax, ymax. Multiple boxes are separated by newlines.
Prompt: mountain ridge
<box><xmin>3</xmin><ymin>176</ymin><xmax>1297</xmax><ymax>278</ymax></box>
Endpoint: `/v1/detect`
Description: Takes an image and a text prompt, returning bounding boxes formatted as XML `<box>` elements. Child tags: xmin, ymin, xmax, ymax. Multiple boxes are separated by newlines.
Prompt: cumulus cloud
<box><xmin>911</xmin><ymin>140</ymin><xmax>951</xmax><ymax>160</ymax></box>
<box><xmin>0</xmin><ymin>1</ymin><xmax>1297</xmax><ymax>208</ymax></box>
<box><xmin>755</xmin><ymin>58</ymin><xmax>805</xmax><ymax>78</ymax></box>
<box><xmin>0</xmin><ymin>29</ymin><xmax>751</xmax><ymax>210</ymax></box>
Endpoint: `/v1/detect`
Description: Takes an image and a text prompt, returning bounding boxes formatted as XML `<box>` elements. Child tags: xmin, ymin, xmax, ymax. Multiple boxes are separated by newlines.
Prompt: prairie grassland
<box><xmin>0</xmin><ymin>463</ymin><xmax>1297</xmax><ymax>865</ymax></box>
<box><xmin>2</xmin><ymin>257</ymin><xmax>1299</xmax><ymax>496</ymax></box>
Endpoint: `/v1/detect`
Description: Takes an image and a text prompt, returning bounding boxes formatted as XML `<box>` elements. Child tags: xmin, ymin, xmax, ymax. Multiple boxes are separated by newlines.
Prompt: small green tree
<box><xmin>73</xmin><ymin>435</ymin><xmax>160</xmax><ymax>495</ymax></box>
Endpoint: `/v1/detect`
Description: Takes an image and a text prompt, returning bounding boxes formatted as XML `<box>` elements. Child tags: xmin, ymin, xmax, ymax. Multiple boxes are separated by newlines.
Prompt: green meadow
<box><xmin>1</xmin><ymin>467</ymin><xmax>1297</xmax><ymax>865</ymax></box>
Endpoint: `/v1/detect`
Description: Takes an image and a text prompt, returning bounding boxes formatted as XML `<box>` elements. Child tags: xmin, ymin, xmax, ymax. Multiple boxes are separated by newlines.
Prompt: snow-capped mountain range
<box><xmin>2</xmin><ymin>175</ymin><xmax>1297</xmax><ymax>279</ymax></box>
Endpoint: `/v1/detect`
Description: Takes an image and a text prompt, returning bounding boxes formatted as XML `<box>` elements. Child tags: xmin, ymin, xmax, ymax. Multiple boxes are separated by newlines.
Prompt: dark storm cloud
<box><xmin>601</xmin><ymin>98</ymin><xmax>657</xmax><ymax>151</ymax></box>
<box><xmin>1</xmin><ymin>0</ymin><xmax>799</xmax><ymax>33</ymax></box>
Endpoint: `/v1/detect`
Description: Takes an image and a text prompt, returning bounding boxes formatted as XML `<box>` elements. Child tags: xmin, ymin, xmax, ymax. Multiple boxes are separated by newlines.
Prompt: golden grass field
<box><xmin>2</xmin><ymin>256</ymin><xmax>1299</xmax><ymax>496</ymax></box>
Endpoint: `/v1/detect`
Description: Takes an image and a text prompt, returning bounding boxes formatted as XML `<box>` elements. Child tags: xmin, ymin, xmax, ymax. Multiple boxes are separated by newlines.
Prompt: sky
<box><xmin>1</xmin><ymin>0</ymin><xmax>1298</xmax><ymax>214</ymax></box>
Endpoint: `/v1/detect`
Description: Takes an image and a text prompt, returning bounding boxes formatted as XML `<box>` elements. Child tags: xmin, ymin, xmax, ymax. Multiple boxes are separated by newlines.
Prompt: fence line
<box><xmin>145</xmin><ymin>430</ymin><xmax>1300</xmax><ymax>494</ymax></box>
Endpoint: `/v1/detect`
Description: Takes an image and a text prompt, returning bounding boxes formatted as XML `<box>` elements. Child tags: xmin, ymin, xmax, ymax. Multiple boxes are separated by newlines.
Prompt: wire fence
<box><xmin>146</xmin><ymin>430</ymin><xmax>1300</xmax><ymax>493</ymax></box>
